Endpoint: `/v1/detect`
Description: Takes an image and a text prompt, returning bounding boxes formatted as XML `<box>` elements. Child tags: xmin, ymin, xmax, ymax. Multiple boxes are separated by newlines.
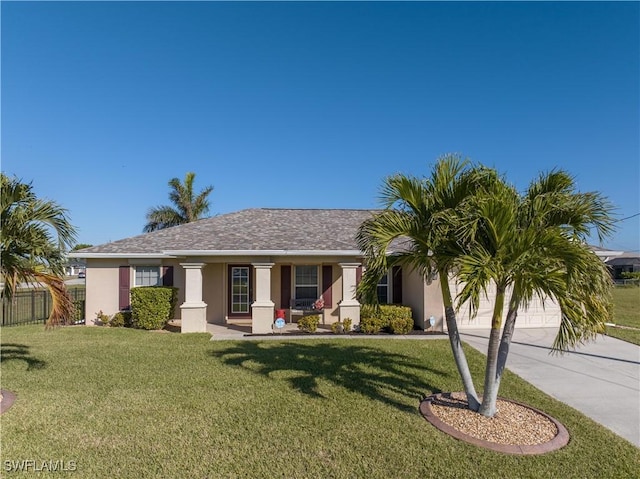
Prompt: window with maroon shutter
<box><xmin>322</xmin><ymin>265</ymin><xmax>332</xmax><ymax>309</ymax></box>
<box><xmin>119</xmin><ymin>266</ymin><xmax>131</xmax><ymax>310</ymax></box>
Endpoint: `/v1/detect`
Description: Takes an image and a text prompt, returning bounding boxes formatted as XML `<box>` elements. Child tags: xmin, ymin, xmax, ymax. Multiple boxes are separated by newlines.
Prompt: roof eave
<box><xmin>68</xmin><ymin>252</ymin><xmax>174</xmax><ymax>259</ymax></box>
<box><xmin>163</xmin><ymin>249</ymin><xmax>364</xmax><ymax>257</ymax></box>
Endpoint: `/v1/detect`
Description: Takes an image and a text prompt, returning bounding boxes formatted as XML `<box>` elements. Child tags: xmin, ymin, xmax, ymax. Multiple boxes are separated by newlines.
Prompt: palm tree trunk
<box><xmin>440</xmin><ymin>272</ymin><xmax>481</xmax><ymax>411</ymax></box>
<box><xmin>479</xmin><ymin>285</ymin><xmax>506</xmax><ymax>417</ymax></box>
<box><xmin>495</xmin><ymin>302</ymin><xmax>518</xmax><ymax>391</ymax></box>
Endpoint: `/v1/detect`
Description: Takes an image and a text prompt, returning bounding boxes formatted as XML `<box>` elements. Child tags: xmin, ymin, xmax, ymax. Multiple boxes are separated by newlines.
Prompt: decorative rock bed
<box><xmin>420</xmin><ymin>392</ymin><xmax>569</xmax><ymax>454</ymax></box>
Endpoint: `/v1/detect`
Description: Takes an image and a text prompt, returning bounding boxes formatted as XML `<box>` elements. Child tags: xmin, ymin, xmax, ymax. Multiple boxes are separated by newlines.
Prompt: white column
<box><xmin>339</xmin><ymin>262</ymin><xmax>361</xmax><ymax>325</ymax></box>
<box><xmin>251</xmin><ymin>263</ymin><xmax>275</xmax><ymax>334</ymax></box>
<box><xmin>180</xmin><ymin>263</ymin><xmax>207</xmax><ymax>333</ymax></box>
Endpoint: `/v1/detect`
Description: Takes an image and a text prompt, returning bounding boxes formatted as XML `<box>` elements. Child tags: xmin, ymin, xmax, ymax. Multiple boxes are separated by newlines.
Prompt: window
<box><xmin>135</xmin><ymin>266</ymin><xmax>161</xmax><ymax>287</ymax></box>
<box><xmin>295</xmin><ymin>265</ymin><xmax>318</xmax><ymax>300</ymax></box>
<box><xmin>230</xmin><ymin>266</ymin><xmax>250</xmax><ymax>314</ymax></box>
<box><xmin>377</xmin><ymin>273</ymin><xmax>389</xmax><ymax>304</ymax></box>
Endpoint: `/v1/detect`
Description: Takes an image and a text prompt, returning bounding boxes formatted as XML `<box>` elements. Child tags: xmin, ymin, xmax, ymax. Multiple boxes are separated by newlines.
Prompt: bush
<box><xmin>388</xmin><ymin>316</ymin><xmax>414</xmax><ymax>334</ymax></box>
<box><xmin>360</xmin><ymin>305</ymin><xmax>413</xmax><ymax>334</ymax></box>
<box><xmin>95</xmin><ymin>310</ymin><xmax>110</xmax><ymax>326</ymax></box>
<box><xmin>331</xmin><ymin>317</ymin><xmax>353</xmax><ymax>334</ymax></box>
<box><xmin>131</xmin><ymin>286</ymin><xmax>179</xmax><ymax>330</ymax></box>
<box><xmin>359</xmin><ymin>315</ymin><xmax>387</xmax><ymax>334</ymax></box>
<box><xmin>297</xmin><ymin>314</ymin><xmax>320</xmax><ymax>333</ymax></box>
<box><xmin>343</xmin><ymin>317</ymin><xmax>352</xmax><ymax>332</ymax></box>
<box><xmin>110</xmin><ymin>311</ymin><xmax>133</xmax><ymax>328</ymax></box>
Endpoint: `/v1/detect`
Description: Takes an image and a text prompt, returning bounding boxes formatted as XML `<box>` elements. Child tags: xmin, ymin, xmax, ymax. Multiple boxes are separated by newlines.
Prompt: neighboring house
<box><xmin>70</xmin><ymin>208</ymin><xmax>561</xmax><ymax>333</ymax></box>
<box><xmin>590</xmin><ymin>245</ymin><xmax>624</xmax><ymax>263</ymax></box>
<box><xmin>64</xmin><ymin>258</ymin><xmax>86</xmax><ymax>276</ymax></box>
<box><xmin>606</xmin><ymin>253</ymin><xmax>640</xmax><ymax>280</ymax></box>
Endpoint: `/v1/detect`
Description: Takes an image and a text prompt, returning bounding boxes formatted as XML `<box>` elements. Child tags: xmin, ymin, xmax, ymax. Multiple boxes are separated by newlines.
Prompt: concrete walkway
<box><xmin>206</xmin><ymin>322</ymin><xmax>447</xmax><ymax>341</ymax></box>
<box><xmin>459</xmin><ymin>328</ymin><xmax>640</xmax><ymax>447</ymax></box>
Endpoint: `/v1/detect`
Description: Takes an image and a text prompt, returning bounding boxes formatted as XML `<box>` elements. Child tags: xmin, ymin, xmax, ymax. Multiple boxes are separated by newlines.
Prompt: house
<box><xmin>590</xmin><ymin>245</ymin><xmax>624</xmax><ymax>263</ymax></box>
<box><xmin>64</xmin><ymin>258</ymin><xmax>86</xmax><ymax>276</ymax></box>
<box><xmin>606</xmin><ymin>253</ymin><xmax>640</xmax><ymax>280</ymax></box>
<box><xmin>70</xmin><ymin>208</ymin><xmax>561</xmax><ymax>333</ymax></box>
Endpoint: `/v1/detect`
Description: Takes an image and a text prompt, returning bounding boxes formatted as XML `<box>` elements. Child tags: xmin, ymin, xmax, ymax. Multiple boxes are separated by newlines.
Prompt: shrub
<box><xmin>95</xmin><ymin>310</ymin><xmax>110</xmax><ymax>326</ymax></box>
<box><xmin>359</xmin><ymin>315</ymin><xmax>387</xmax><ymax>334</ymax></box>
<box><xmin>110</xmin><ymin>311</ymin><xmax>133</xmax><ymax>328</ymax></box>
<box><xmin>343</xmin><ymin>317</ymin><xmax>352</xmax><ymax>332</ymax></box>
<box><xmin>332</xmin><ymin>317</ymin><xmax>353</xmax><ymax>334</ymax></box>
<box><xmin>131</xmin><ymin>286</ymin><xmax>179</xmax><ymax>330</ymax></box>
<box><xmin>388</xmin><ymin>316</ymin><xmax>414</xmax><ymax>334</ymax></box>
<box><xmin>360</xmin><ymin>305</ymin><xmax>413</xmax><ymax>334</ymax></box>
<box><xmin>297</xmin><ymin>314</ymin><xmax>320</xmax><ymax>333</ymax></box>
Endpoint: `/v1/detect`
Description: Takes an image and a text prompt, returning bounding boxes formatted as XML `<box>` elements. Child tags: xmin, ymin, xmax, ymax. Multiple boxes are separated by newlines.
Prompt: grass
<box><xmin>1</xmin><ymin>326</ymin><xmax>638</xmax><ymax>478</ymax></box>
<box><xmin>605</xmin><ymin>286</ymin><xmax>640</xmax><ymax>345</ymax></box>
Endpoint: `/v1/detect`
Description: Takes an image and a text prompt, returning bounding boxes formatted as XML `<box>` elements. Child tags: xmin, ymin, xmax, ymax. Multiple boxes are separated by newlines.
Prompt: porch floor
<box><xmin>206</xmin><ymin>321</ymin><xmax>338</xmax><ymax>340</ymax></box>
<box><xmin>203</xmin><ymin>322</ymin><xmax>447</xmax><ymax>341</ymax></box>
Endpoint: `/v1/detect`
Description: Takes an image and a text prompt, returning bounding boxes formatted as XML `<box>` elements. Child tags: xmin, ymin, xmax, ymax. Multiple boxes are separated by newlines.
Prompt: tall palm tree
<box><xmin>1</xmin><ymin>174</ymin><xmax>78</xmax><ymax>327</ymax></box>
<box><xmin>143</xmin><ymin>172</ymin><xmax>214</xmax><ymax>232</ymax></box>
<box><xmin>357</xmin><ymin>159</ymin><xmax>615</xmax><ymax>418</ymax></box>
<box><xmin>455</xmin><ymin>170</ymin><xmax>614</xmax><ymax>416</ymax></box>
<box><xmin>356</xmin><ymin>155</ymin><xmax>495</xmax><ymax>411</ymax></box>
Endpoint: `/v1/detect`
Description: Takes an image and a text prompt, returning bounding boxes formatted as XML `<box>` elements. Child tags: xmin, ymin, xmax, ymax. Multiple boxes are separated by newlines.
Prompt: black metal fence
<box><xmin>0</xmin><ymin>287</ymin><xmax>85</xmax><ymax>326</ymax></box>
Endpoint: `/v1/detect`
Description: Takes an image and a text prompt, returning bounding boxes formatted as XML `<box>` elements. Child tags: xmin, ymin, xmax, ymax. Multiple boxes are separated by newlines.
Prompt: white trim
<box><xmin>71</xmin><ymin>250</ymin><xmax>363</xmax><ymax>259</ymax></box>
<box><xmin>69</xmin><ymin>253</ymin><xmax>174</xmax><ymax>259</ymax></box>
<box><xmin>165</xmin><ymin>250</ymin><xmax>363</xmax><ymax>257</ymax></box>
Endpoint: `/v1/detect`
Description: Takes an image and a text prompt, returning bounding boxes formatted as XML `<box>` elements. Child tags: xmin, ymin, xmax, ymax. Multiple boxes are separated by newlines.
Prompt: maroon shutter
<box><xmin>281</xmin><ymin>265</ymin><xmax>291</xmax><ymax>309</ymax></box>
<box><xmin>162</xmin><ymin>266</ymin><xmax>174</xmax><ymax>286</ymax></box>
<box><xmin>356</xmin><ymin>266</ymin><xmax>363</xmax><ymax>286</ymax></box>
<box><xmin>119</xmin><ymin>266</ymin><xmax>131</xmax><ymax>310</ymax></box>
<box><xmin>322</xmin><ymin>265</ymin><xmax>332</xmax><ymax>309</ymax></box>
<box><xmin>392</xmin><ymin>266</ymin><xmax>403</xmax><ymax>304</ymax></box>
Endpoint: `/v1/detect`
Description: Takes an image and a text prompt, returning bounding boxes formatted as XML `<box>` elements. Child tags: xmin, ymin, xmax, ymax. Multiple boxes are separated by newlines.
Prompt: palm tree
<box><xmin>357</xmin><ymin>159</ymin><xmax>615</xmax><ymax>418</ymax></box>
<box><xmin>356</xmin><ymin>155</ymin><xmax>495</xmax><ymax>411</ymax></box>
<box><xmin>1</xmin><ymin>174</ymin><xmax>78</xmax><ymax>327</ymax></box>
<box><xmin>143</xmin><ymin>172</ymin><xmax>214</xmax><ymax>232</ymax></box>
<box><xmin>455</xmin><ymin>170</ymin><xmax>614</xmax><ymax>416</ymax></box>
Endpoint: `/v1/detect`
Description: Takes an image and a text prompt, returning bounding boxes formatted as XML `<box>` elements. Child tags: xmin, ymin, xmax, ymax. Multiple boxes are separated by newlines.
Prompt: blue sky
<box><xmin>2</xmin><ymin>1</ymin><xmax>638</xmax><ymax>251</ymax></box>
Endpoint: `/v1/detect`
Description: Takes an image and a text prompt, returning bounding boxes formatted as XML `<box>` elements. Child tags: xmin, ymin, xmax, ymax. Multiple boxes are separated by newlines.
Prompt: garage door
<box><xmin>446</xmin><ymin>278</ymin><xmax>561</xmax><ymax>330</ymax></box>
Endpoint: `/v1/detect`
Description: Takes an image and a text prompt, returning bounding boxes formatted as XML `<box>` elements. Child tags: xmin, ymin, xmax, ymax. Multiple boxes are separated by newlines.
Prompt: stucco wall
<box><xmin>85</xmin><ymin>259</ymin><xmax>122</xmax><ymax>325</ymax></box>
<box><xmin>203</xmin><ymin>263</ymin><xmax>225</xmax><ymax>324</ymax></box>
<box><xmin>401</xmin><ymin>267</ymin><xmax>426</xmax><ymax>329</ymax></box>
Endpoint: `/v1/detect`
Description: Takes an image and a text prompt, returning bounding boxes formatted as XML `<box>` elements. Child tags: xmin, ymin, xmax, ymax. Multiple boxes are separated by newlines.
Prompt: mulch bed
<box><xmin>420</xmin><ymin>392</ymin><xmax>570</xmax><ymax>455</ymax></box>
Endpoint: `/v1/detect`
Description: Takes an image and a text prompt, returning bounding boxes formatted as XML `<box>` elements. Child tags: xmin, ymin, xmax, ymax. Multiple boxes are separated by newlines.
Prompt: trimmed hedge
<box><xmin>360</xmin><ymin>305</ymin><xmax>414</xmax><ymax>334</ymax></box>
<box><xmin>130</xmin><ymin>286</ymin><xmax>179</xmax><ymax>330</ymax></box>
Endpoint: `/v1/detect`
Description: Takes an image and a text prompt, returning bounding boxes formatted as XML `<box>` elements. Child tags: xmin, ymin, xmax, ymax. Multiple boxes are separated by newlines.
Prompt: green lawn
<box><xmin>606</xmin><ymin>286</ymin><xmax>640</xmax><ymax>345</ymax></box>
<box><xmin>1</xmin><ymin>326</ymin><xmax>638</xmax><ymax>478</ymax></box>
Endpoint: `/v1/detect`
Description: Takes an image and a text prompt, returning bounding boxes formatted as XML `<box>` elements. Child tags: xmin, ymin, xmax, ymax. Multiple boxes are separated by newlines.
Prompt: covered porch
<box><xmin>179</xmin><ymin>260</ymin><xmax>362</xmax><ymax>334</ymax></box>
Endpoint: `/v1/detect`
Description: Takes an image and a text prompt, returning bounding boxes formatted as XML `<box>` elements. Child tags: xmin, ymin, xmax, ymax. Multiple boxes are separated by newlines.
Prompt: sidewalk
<box><xmin>459</xmin><ymin>328</ymin><xmax>640</xmax><ymax>447</ymax></box>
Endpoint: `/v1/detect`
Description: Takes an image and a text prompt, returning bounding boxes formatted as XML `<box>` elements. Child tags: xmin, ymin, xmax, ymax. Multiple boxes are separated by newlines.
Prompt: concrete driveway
<box><xmin>460</xmin><ymin>328</ymin><xmax>640</xmax><ymax>447</ymax></box>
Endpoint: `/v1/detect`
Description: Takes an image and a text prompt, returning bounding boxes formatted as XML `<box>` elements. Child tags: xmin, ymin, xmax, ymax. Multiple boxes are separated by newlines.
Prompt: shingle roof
<box><xmin>75</xmin><ymin>208</ymin><xmax>379</xmax><ymax>256</ymax></box>
<box><xmin>606</xmin><ymin>255</ymin><xmax>640</xmax><ymax>266</ymax></box>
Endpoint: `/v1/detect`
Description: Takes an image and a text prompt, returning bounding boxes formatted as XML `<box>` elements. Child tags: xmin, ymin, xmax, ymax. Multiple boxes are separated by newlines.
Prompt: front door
<box><xmin>228</xmin><ymin>265</ymin><xmax>252</xmax><ymax>319</ymax></box>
